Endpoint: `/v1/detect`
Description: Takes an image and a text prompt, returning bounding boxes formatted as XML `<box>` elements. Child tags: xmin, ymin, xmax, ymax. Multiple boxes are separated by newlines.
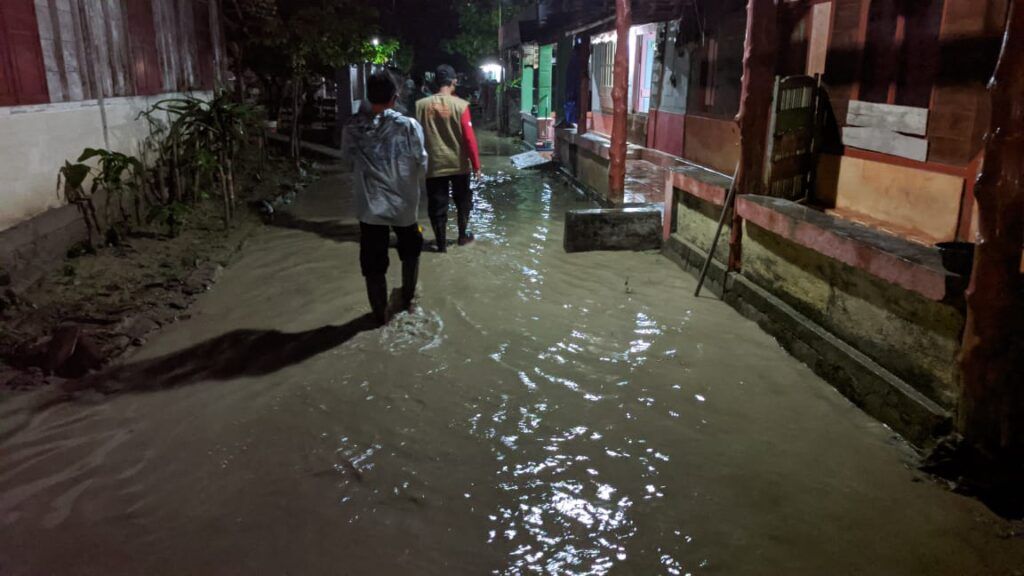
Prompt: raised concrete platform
<box><xmin>564</xmin><ymin>206</ymin><xmax>662</xmax><ymax>253</ymax></box>
<box><xmin>737</xmin><ymin>195</ymin><xmax>959</xmax><ymax>302</ymax></box>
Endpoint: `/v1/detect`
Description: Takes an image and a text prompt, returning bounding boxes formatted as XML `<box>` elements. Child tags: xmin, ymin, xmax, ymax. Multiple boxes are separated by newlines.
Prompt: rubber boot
<box><xmin>431</xmin><ymin>217</ymin><xmax>447</xmax><ymax>253</ymax></box>
<box><xmin>365</xmin><ymin>275</ymin><xmax>388</xmax><ymax>326</ymax></box>
<box><xmin>401</xmin><ymin>258</ymin><xmax>419</xmax><ymax>310</ymax></box>
<box><xmin>457</xmin><ymin>212</ymin><xmax>474</xmax><ymax>246</ymax></box>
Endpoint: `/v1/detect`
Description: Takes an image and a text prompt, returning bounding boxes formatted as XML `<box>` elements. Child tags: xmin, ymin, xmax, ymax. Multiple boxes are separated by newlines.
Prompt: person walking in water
<box><xmin>342</xmin><ymin>71</ymin><xmax>428</xmax><ymax>325</ymax></box>
<box><xmin>415</xmin><ymin>64</ymin><xmax>482</xmax><ymax>251</ymax></box>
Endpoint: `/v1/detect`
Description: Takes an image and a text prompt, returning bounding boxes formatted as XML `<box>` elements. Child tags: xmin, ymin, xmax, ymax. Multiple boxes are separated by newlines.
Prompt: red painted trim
<box><xmin>672</xmin><ymin>171</ymin><xmax>728</xmax><ymax>206</ymax></box>
<box><xmin>647</xmin><ymin>108</ymin><xmax>685</xmax><ymax>157</ymax></box>
<box><xmin>737</xmin><ymin>196</ymin><xmax>949</xmax><ymax>301</ymax></box>
<box><xmin>844</xmin><ymin>146</ymin><xmax>972</xmax><ymax>178</ymax></box>
<box><xmin>646</xmin><ymin>109</ymin><xmax>656</xmax><ymax>148</ymax></box>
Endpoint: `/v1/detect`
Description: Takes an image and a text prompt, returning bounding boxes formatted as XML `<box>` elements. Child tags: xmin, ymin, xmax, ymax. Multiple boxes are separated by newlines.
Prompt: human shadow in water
<box><xmin>61</xmin><ymin>310</ymin><xmax>387</xmax><ymax>397</ymax></box>
<box><xmin>269</xmin><ymin>211</ymin><xmax>363</xmax><ymax>243</ymax></box>
<box><xmin>269</xmin><ymin>212</ymin><xmax>453</xmax><ymax>250</ymax></box>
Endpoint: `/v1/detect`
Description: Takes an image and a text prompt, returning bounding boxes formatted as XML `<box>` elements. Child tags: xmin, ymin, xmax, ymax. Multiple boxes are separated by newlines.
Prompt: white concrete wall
<box><xmin>0</xmin><ymin>91</ymin><xmax>211</xmax><ymax>232</ymax></box>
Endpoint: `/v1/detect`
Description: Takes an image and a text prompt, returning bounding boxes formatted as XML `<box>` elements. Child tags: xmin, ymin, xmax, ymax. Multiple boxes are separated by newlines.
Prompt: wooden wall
<box><xmin>928</xmin><ymin>0</ymin><xmax>1007</xmax><ymax>165</ymax></box>
<box><xmin>0</xmin><ymin>0</ymin><xmax>49</xmax><ymax>105</ymax></box>
<box><xmin>685</xmin><ymin>1</ymin><xmax>746</xmax><ymax>120</ymax></box>
<box><xmin>823</xmin><ymin>0</ymin><xmax>1006</xmax><ymax>167</ymax></box>
<box><xmin>5</xmin><ymin>0</ymin><xmax>223</xmax><ymax>107</ymax></box>
<box><xmin>683</xmin><ymin>114</ymin><xmax>740</xmax><ymax>174</ymax></box>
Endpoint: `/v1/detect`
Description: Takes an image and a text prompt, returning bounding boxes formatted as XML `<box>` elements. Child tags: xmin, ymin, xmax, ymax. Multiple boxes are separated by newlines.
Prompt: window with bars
<box><xmin>592</xmin><ymin>41</ymin><xmax>615</xmax><ymax>88</ymax></box>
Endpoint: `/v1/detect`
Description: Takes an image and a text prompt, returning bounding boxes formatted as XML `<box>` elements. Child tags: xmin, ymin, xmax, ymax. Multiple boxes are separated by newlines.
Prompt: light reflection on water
<box><xmin>453</xmin><ymin>168</ymin><xmax>688</xmax><ymax>573</ymax></box>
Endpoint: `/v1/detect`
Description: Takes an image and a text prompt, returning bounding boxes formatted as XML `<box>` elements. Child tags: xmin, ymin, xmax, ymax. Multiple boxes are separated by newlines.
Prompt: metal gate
<box><xmin>763</xmin><ymin>75</ymin><xmax>822</xmax><ymax>202</ymax></box>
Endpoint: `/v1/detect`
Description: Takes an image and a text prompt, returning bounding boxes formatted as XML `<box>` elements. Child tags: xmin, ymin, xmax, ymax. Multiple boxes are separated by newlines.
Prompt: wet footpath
<box><xmin>1</xmin><ymin>134</ymin><xmax>1022</xmax><ymax>575</ymax></box>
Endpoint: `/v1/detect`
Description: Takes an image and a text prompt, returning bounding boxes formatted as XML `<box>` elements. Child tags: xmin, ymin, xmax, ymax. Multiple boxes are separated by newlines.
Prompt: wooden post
<box><xmin>608</xmin><ymin>0</ymin><xmax>631</xmax><ymax>204</ymax></box>
<box><xmin>730</xmin><ymin>0</ymin><xmax>777</xmax><ymax>271</ymax></box>
<box><xmin>578</xmin><ymin>35</ymin><xmax>591</xmax><ymax>136</ymax></box>
<box><xmin>958</xmin><ymin>0</ymin><xmax>1024</xmax><ymax>459</ymax></box>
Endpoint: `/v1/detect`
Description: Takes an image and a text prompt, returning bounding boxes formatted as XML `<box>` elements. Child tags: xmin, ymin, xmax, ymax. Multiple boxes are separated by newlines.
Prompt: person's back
<box><xmin>344</xmin><ymin>108</ymin><xmax>425</xmax><ymax>226</ymax></box>
<box><xmin>341</xmin><ymin>72</ymin><xmax>427</xmax><ymax>325</ymax></box>
<box><xmin>414</xmin><ymin>64</ymin><xmax>481</xmax><ymax>251</ymax></box>
<box><xmin>415</xmin><ymin>93</ymin><xmax>473</xmax><ymax>178</ymax></box>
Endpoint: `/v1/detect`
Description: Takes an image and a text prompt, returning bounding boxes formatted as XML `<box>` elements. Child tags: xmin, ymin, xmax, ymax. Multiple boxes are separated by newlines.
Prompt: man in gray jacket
<box><xmin>342</xmin><ymin>72</ymin><xmax>428</xmax><ymax>325</ymax></box>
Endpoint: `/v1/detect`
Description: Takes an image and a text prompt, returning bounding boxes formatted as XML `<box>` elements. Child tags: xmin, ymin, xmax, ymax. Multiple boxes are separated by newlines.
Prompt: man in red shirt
<box><xmin>415</xmin><ymin>64</ymin><xmax>482</xmax><ymax>252</ymax></box>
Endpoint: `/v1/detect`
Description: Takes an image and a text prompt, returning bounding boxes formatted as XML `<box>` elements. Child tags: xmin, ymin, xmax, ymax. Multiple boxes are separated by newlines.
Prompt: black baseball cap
<box><xmin>436</xmin><ymin>64</ymin><xmax>458</xmax><ymax>86</ymax></box>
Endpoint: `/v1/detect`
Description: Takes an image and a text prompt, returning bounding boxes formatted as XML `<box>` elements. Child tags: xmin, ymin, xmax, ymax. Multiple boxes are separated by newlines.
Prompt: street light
<box><xmin>372</xmin><ymin>37</ymin><xmax>379</xmax><ymax>46</ymax></box>
<box><xmin>479</xmin><ymin>62</ymin><xmax>503</xmax><ymax>82</ymax></box>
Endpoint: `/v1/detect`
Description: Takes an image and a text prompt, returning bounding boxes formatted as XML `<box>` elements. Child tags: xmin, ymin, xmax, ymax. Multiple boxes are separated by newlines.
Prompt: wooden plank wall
<box><xmin>29</xmin><ymin>0</ymin><xmax>222</xmax><ymax>104</ymax></box>
<box><xmin>0</xmin><ymin>0</ymin><xmax>50</xmax><ymax>105</ymax></box>
<box><xmin>928</xmin><ymin>0</ymin><xmax>1007</xmax><ymax>165</ymax></box>
<box><xmin>822</xmin><ymin>0</ymin><xmax>868</xmax><ymax>129</ymax></box>
<box><xmin>823</xmin><ymin>0</ymin><xmax>1006</xmax><ymax>167</ymax></box>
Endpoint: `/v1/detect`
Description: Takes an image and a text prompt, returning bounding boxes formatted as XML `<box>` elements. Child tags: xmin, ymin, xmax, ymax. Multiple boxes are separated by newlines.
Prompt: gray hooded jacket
<box><xmin>341</xmin><ymin>108</ymin><xmax>427</xmax><ymax>227</ymax></box>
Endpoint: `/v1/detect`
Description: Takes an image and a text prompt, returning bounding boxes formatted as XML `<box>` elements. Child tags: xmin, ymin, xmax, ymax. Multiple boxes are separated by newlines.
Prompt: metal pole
<box><xmin>498</xmin><ymin>0</ymin><xmax>503</xmax><ymax>132</ymax></box>
<box><xmin>694</xmin><ymin>161</ymin><xmax>740</xmax><ymax>298</ymax></box>
<box><xmin>77</xmin><ymin>0</ymin><xmax>110</xmax><ymax>150</ymax></box>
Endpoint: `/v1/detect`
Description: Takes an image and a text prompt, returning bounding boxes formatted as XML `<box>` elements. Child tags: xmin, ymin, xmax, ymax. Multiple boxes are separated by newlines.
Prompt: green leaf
<box><xmin>78</xmin><ymin>148</ymin><xmax>105</xmax><ymax>162</ymax></box>
<box><xmin>61</xmin><ymin>162</ymin><xmax>91</xmax><ymax>188</ymax></box>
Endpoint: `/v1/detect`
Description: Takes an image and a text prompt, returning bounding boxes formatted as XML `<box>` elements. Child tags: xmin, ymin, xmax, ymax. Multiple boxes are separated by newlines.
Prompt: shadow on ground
<box><xmin>270</xmin><ymin>212</ymin><xmax>362</xmax><ymax>243</ymax></box>
<box><xmin>60</xmin><ymin>313</ymin><xmax>379</xmax><ymax>396</ymax></box>
<box><xmin>923</xmin><ymin>437</ymin><xmax>1024</xmax><ymax>520</ymax></box>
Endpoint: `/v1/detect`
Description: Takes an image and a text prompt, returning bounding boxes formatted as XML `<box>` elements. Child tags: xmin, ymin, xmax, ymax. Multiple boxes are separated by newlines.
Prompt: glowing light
<box><xmin>371</xmin><ymin>37</ymin><xmax>379</xmax><ymax>46</ymax></box>
<box><xmin>479</xmin><ymin>62</ymin><xmax>504</xmax><ymax>82</ymax></box>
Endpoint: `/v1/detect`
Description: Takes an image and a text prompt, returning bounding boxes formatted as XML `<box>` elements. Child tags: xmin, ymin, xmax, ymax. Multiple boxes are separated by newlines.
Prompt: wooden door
<box><xmin>632</xmin><ymin>33</ymin><xmax>655</xmax><ymax>114</ymax></box>
<box><xmin>763</xmin><ymin>74</ymin><xmax>821</xmax><ymax>201</ymax></box>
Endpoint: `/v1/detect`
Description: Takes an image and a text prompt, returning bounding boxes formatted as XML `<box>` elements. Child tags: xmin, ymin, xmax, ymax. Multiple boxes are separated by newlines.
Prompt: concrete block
<box><xmin>564</xmin><ymin>207</ymin><xmax>662</xmax><ymax>253</ymax></box>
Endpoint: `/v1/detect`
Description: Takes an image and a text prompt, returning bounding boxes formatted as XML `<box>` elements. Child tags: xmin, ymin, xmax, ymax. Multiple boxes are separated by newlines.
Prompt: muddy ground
<box><xmin>0</xmin><ymin>155</ymin><xmax>321</xmax><ymax>395</ymax></box>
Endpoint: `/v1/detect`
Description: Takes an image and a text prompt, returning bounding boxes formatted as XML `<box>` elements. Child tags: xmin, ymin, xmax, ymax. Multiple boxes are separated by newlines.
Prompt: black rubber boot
<box><xmin>401</xmin><ymin>258</ymin><xmax>419</xmax><ymax>310</ymax></box>
<box><xmin>365</xmin><ymin>275</ymin><xmax>388</xmax><ymax>326</ymax></box>
<box><xmin>431</xmin><ymin>217</ymin><xmax>447</xmax><ymax>253</ymax></box>
<box><xmin>457</xmin><ymin>212</ymin><xmax>474</xmax><ymax>246</ymax></box>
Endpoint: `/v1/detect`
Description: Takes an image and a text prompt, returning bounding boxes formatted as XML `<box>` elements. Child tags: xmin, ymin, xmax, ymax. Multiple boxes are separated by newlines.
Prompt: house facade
<box><xmin>0</xmin><ymin>0</ymin><xmax>225</xmax><ymax>288</ymax></box>
<box><xmin>500</xmin><ymin>0</ymin><xmax>1013</xmax><ymax>446</ymax></box>
<box><xmin>0</xmin><ymin>0</ymin><xmax>225</xmax><ymax>233</ymax></box>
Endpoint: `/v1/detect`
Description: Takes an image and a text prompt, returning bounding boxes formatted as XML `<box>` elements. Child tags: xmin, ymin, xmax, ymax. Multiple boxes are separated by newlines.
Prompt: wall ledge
<box><xmin>671</xmin><ymin>165</ymin><xmax>734</xmax><ymax>206</ymax></box>
<box><xmin>736</xmin><ymin>195</ymin><xmax>957</xmax><ymax>301</ymax></box>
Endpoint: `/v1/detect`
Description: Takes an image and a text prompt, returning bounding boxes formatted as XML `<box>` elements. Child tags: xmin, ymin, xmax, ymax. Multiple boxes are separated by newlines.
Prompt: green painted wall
<box><xmin>554</xmin><ymin>38</ymin><xmax>572</xmax><ymax>121</ymax></box>
<box><xmin>520</xmin><ymin>66</ymin><xmax>534</xmax><ymax>114</ymax></box>
<box><xmin>538</xmin><ymin>44</ymin><xmax>554</xmax><ymax>117</ymax></box>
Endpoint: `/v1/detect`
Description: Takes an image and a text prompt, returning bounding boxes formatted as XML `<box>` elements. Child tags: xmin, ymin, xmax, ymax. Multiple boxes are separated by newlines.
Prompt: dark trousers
<box><xmin>426</xmin><ymin>174</ymin><xmax>473</xmax><ymax>237</ymax></box>
<box><xmin>359</xmin><ymin>222</ymin><xmax>423</xmax><ymax>278</ymax></box>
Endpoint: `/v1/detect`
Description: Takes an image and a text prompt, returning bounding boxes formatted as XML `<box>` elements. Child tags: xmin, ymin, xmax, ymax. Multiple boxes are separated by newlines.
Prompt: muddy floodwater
<box><xmin>1</xmin><ymin>136</ymin><xmax>1022</xmax><ymax>575</ymax></box>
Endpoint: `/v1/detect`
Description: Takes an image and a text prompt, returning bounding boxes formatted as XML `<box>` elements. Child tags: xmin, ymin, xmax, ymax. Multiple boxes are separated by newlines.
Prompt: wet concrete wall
<box><xmin>740</xmin><ymin>223</ymin><xmax>964</xmax><ymax>407</ymax></box>
<box><xmin>673</xmin><ymin>193</ymin><xmax>731</xmax><ymax>266</ymax></box>
<box><xmin>665</xmin><ymin>185</ymin><xmax>964</xmax><ymax>444</ymax></box>
<box><xmin>0</xmin><ymin>92</ymin><xmax>211</xmax><ymax>289</ymax></box>
<box><xmin>559</xmin><ymin>139</ymin><xmax>611</xmax><ymax>203</ymax></box>
<box><xmin>0</xmin><ymin>92</ymin><xmax>210</xmax><ymax>232</ymax></box>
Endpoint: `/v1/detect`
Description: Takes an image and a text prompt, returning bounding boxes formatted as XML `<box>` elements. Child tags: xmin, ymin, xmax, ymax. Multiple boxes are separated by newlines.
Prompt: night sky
<box><xmin>378</xmin><ymin>0</ymin><xmax>478</xmax><ymax>79</ymax></box>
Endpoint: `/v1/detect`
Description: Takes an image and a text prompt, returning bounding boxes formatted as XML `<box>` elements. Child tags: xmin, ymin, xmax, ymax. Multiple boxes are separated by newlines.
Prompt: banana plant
<box><xmin>56</xmin><ymin>161</ymin><xmax>101</xmax><ymax>246</ymax></box>
<box><xmin>78</xmin><ymin>148</ymin><xmax>145</xmax><ymax>225</ymax></box>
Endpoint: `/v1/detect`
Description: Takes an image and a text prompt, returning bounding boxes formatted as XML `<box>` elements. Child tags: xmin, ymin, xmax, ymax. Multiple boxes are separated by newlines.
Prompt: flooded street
<box><xmin>1</xmin><ymin>136</ymin><xmax>1022</xmax><ymax>575</ymax></box>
